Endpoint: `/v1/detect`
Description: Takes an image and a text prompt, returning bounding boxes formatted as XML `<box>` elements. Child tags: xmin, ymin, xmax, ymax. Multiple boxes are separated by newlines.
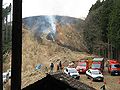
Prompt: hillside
<box><xmin>3</xmin><ymin>15</ymin><xmax>90</xmax><ymax>88</ymax></box>
<box><xmin>21</xmin><ymin>28</ymin><xmax>92</xmax><ymax>88</ymax></box>
<box><xmin>22</xmin><ymin>15</ymin><xmax>88</xmax><ymax>52</ymax></box>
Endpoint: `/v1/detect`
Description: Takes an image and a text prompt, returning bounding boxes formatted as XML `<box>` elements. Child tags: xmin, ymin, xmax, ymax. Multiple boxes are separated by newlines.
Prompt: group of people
<box><xmin>50</xmin><ymin>61</ymin><xmax>63</xmax><ymax>73</ymax></box>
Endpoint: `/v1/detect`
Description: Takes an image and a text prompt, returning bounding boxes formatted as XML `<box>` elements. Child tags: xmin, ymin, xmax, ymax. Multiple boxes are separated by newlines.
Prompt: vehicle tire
<box><xmin>3</xmin><ymin>80</ymin><xmax>6</xmax><ymax>84</ymax></box>
<box><xmin>87</xmin><ymin>76</ymin><xmax>90</xmax><ymax>79</ymax></box>
<box><xmin>101</xmin><ymin>79</ymin><xmax>104</xmax><ymax>82</ymax></box>
<box><xmin>91</xmin><ymin>78</ymin><xmax>94</xmax><ymax>81</ymax></box>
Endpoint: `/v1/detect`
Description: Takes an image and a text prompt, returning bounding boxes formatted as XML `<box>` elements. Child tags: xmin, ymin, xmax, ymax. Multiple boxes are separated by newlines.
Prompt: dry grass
<box><xmin>3</xmin><ymin>51</ymin><xmax>11</xmax><ymax>72</ymax></box>
<box><xmin>21</xmin><ymin>28</ymin><xmax>91</xmax><ymax>88</ymax></box>
<box><xmin>3</xmin><ymin>28</ymin><xmax>93</xmax><ymax>89</ymax></box>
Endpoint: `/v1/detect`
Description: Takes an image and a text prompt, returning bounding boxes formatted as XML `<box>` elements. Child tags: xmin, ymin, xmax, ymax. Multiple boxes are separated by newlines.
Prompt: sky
<box><xmin>3</xmin><ymin>0</ymin><xmax>98</xmax><ymax>19</ymax></box>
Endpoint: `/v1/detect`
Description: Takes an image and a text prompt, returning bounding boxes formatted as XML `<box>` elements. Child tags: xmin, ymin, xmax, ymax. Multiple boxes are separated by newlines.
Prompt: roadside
<box><xmin>80</xmin><ymin>66</ymin><xmax>120</xmax><ymax>90</ymax></box>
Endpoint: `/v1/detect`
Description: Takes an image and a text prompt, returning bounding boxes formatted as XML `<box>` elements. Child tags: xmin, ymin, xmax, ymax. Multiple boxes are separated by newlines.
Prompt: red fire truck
<box><xmin>76</xmin><ymin>57</ymin><xmax>104</xmax><ymax>73</ymax></box>
<box><xmin>76</xmin><ymin>60</ymin><xmax>88</xmax><ymax>73</ymax></box>
<box><xmin>91</xmin><ymin>58</ymin><xmax>104</xmax><ymax>72</ymax></box>
<box><xmin>107</xmin><ymin>60</ymin><xmax>120</xmax><ymax>75</ymax></box>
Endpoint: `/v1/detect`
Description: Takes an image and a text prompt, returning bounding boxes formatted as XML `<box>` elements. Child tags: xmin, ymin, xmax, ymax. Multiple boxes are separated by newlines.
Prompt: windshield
<box><xmin>92</xmin><ymin>64</ymin><xmax>100</xmax><ymax>68</ymax></box>
<box><xmin>92</xmin><ymin>71</ymin><xmax>100</xmax><ymax>75</ymax></box>
<box><xmin>111</xmin><ymin>64</ymin><xmax>120</xmax><ymax>68</ymax></box>
<box><xmin>69</xmin><ymin>69</ymin><xmax>77</xmax><ymax>73</ymax></box>
<box><xmin>79</xmin><ymin>63</ymin><xmax>86</xmax><ymax>66</ymax></box>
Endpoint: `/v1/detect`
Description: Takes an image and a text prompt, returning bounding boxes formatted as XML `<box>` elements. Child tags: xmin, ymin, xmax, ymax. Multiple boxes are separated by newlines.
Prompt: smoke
<box><xmin>45</xmin><ymin>15</ymin><xmax>56</xmax><ymax>41</ymax></box>
<box><xmin>46</xmin><ymin>15</ymin><xmax>56</xmax><ymax>34</ymax></box>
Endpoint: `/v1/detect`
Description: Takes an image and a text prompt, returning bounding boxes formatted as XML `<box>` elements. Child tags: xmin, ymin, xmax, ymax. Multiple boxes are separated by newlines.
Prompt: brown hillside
<box><xmin>21</xmin><ymin>28</ymin><xmax>92</xmax><ymax>88</ymax></box>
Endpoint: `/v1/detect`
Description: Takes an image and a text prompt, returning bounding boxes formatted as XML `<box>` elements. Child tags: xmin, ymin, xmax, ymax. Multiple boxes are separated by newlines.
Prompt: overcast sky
<box><xmin>3</xmin><ymin>0</ymin><xmax>98</xmax><ymax>19</ymax></box>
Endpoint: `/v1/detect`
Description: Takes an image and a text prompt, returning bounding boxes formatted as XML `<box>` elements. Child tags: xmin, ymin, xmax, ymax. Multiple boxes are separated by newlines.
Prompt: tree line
<box><xmin>2</xmin><ymin>3</ymin><xmax>12</xmax><ymax>55</ymax></box>
<box><xmin>83</xmin><ymin>0</ymin><xmax>120</xmax><ymax>60</ymax></box>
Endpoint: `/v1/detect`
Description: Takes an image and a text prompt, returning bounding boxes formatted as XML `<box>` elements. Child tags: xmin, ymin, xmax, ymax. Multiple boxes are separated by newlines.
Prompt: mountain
<box><xmin>22</xmin><ymin>15</ymin><xmax>83</xmax><ymax>31</ymax></box>
<box><xmin>22</xmin><ymin>15</ymin><xmax>88</xmax><ymax>52</ymax></box>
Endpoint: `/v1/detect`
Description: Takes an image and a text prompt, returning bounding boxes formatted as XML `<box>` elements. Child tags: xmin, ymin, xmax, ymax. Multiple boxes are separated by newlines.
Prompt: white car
<box><xmin>3</xmin><ymin>72</ymin><xmax>9</xmax><ymax>84</ymax></box>
<box><xmin>64</xmin><ymin>67</ymin><xmax>80</xmax><ymax>79</ymax></box>
<box><xmin>86</xmin><ymin>69</ymin><xmax>104</xmax><ymax>81</ymax></box>
<box><xmin>7</xmin><ymin>69</ymin><xmax>11</xmax><ymax>78</ymax></box>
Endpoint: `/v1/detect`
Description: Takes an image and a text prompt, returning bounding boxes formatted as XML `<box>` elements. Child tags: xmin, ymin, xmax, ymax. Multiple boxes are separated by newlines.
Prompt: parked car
<box><xmin>3</xmin><ymin>72</ymin><xmax>9</xmax><ymax>84</ymax></box>
<box><xmin>86</xmin><ymin>69</ymin><xmax>104</xmax><ymax>81</ymax></box>
<box><xmin>7</xmin><ymin>69</ymin><xmax>11</xmax><ymax>78</ymax></box>
<box><xmin>64</xmin><ymin>67</ymin><xmax>80</xmax><ymax>79</ymax></box>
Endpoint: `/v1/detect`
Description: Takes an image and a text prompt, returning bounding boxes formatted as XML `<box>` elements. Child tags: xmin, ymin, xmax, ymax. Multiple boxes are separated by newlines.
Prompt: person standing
<box><xmin>59</xmin><ymin>61</ymin><xmax>62</xmax><ymax>71</ymax></box>
<box><xmin>50</xmin><ymin>63</ymin><xmax>54</xmax><ymax>73</ymax></box>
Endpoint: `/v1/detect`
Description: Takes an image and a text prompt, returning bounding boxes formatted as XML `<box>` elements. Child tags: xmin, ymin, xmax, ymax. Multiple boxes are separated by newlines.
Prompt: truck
<box><xmin>76</xmin><ymin>57</ymin><xmax>104</xmax><ymax>73</ymax></box>
<box><xmin>76</xmin><ymin>60</ymin><xmax>88</xmax><ymax>73</ymax></box>
<box><xmin>107</xmin><ymin>59</ymin><xmax>120</xmax><ymax>75</ymax></box>
<box><xmin>91</xmin><ymin>58</ymin><xmax>104</xmax><ymax>72</ymax></box>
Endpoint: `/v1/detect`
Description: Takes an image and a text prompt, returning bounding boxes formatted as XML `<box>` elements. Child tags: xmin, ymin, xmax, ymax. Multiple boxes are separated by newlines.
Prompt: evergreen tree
<box><xmin>84</xmin><ymin>0</ymin><xmax>120</xmax><ymax>59</ymax></box>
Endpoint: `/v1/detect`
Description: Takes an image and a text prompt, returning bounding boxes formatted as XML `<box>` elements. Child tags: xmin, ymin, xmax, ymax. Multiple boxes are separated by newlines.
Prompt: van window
<box><xmin>114</xmin><ymin>64</ymin><xmax>120</xmax><ymax>68</ymax></box>
<box><xmin>88</xmin><ymin>70</ymin><xmax>91</xmax><ymax>73</ymax></box>
<box><xmin>112</xmin><ymin>64</ymin><xmax>120</xmax><ymax>68</ymax></box>
<box><xmin>92</xmin><ymin>64</ymin><xmax>100</xmax><ymax>68</ymax></box>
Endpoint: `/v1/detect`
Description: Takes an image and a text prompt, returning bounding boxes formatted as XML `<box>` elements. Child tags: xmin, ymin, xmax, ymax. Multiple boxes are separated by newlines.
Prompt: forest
<box><xmin>84</xmin><ymin>0</ymin><xmax>120</xmax><ymax>60</ymax></box>
<box><xmin>2</xmin><ymin>3</ymin><xmax>12</xmax><ymax>61</ymax></box>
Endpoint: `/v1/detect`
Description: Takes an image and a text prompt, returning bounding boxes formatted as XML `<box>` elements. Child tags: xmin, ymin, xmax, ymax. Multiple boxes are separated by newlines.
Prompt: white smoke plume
<box><xmin>45</xmin><ymin>15</ymin><xmax>56</xmax><ymax>41</ymax></box>
<box><xmin>46</xmin><ymin>15</ymin><xmax>56</xmax><ymax>34</ymax></box>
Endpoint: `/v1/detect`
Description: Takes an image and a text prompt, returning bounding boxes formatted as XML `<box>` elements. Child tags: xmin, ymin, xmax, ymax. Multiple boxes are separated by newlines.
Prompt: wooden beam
<box><xmin>11</xmin><ymin>0</ymin><xmax>22</xmax><ymax>90</ymax></box>
<box><xmin>0</xmin><ymin>0</ymin><xmax>3</xmax><ymax>90</ymax></box>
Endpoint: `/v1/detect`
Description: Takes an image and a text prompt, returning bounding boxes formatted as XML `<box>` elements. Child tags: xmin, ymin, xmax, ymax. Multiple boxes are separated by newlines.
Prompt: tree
<box><xmin>84</xmin><ymin>0</ymin><xmax>120</xmax><ymax>60</ymax></box>
<box><xmin>107</xmin><ymin>0</ymin><xmax>120</xmax><ymax>59</ymax></box>
<box><xmin>2</xmin><ymin>3</ymin><xmax>12</xmax><ymax>54</ymax></box>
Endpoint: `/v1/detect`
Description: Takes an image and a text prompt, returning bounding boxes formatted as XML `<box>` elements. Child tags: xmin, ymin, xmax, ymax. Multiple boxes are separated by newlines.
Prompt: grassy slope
<box><xmin>3</xmin><ymin>28</ymin><xmax>93</xmax><ymax>88</ymax></box>
<box><xmin>21</xmin><ymin>28</ymin><xmax>92</xmax><ymax>88</ymax></box>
